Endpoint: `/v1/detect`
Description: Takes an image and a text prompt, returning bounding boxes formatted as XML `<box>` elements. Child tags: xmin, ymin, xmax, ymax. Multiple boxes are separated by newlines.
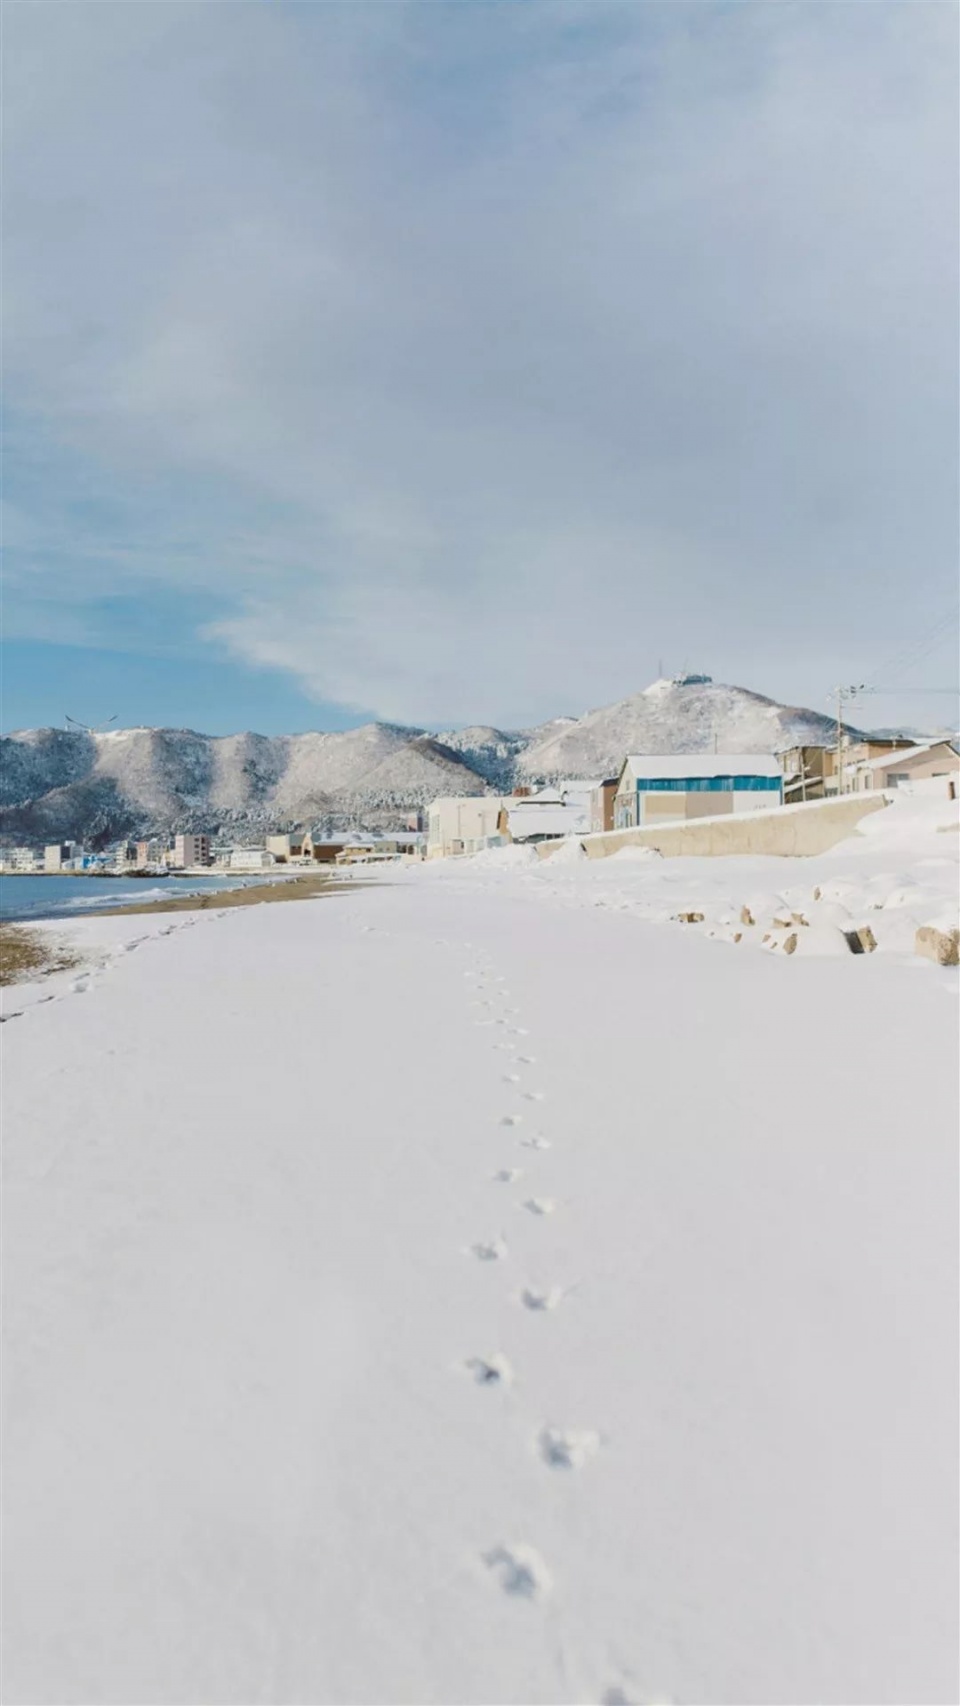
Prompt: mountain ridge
<box><xmin>1</xmin><ymin>677</ymin><xmax>869</xmax><ymax>845</ymax></box>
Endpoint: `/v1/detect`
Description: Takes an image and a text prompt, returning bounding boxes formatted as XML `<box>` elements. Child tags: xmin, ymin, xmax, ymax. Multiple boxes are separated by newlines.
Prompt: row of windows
<box><xmin>633</xmin><ymin>776</ymin><xmax>782</xmax><ymax>793</ymax></box>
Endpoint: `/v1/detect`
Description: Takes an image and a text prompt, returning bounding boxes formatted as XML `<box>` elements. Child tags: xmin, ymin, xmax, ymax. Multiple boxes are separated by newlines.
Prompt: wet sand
<box><xmin>96</xmin><ymin>872</ymin><xmax>363</xmax><ymax>918</ymax></box>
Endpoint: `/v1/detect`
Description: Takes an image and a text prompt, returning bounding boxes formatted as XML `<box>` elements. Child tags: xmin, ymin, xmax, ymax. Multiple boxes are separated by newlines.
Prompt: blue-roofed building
<box><xmin>613</xmin><ymin>753</ymin><xmax>783</xmax><ymax>830</ymax></box>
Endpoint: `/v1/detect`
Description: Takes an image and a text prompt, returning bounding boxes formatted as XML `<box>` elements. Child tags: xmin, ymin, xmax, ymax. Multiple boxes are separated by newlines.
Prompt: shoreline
<box><xmin>92</xmin><ymin>870</ymin><xmax>362</xmax><ymax>917</ymax></box>
<box><xmin>1</xmin><ymin>872</ymin><xmax>363</xmax><ymax>987</ymax></box>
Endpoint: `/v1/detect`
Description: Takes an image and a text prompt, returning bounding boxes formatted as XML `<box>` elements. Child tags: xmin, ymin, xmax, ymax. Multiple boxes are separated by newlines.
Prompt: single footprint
<box><xmin>494</xmin><ymin>1168</ymin><xmax>521</xmax><ymax>1183</ymax></box>
<box><xmin>502</xmin><ymin>1073</ymin><xmax>521</xmax><ymax>1083</ymax></box>
<box><xmin>500</xmin><ymin>1113</ymin><xmax>522</xmax><ymax>1127</ymax></box>
<box><xmin>470</xmin><ymin>1238</ymin><xmax>508</xmax><ymax>1262</ymax></box>
<box><xmin>465</xmin><ymin>1353</ymin><xmax>513</xmax><ymax>1387</ymax></box>
<box><xmin>538</xmin><ymin>1426</ymin><xmax>600</xmax><ymax>1470</ymax></box>
<box><xmin>483</xmin><ymin>1544</ymin><xmax>552</xmax><ymax>1601</ymax></box>
<box><xmin>71</xmin><ymin>976</ymin><xmax>90</xmax><ymax>995</ymax></box>
<box><xmin>508</xmin><ymin>1027</ymin><xmax>530</xmax><ymax>1036</ymax></box>
<box><xmin>523</xmin><ymin>1197</ymin><xmax>557</xmax><ymax>1216</ymax></box>
<box><xmin>516</xmin><ymin>1055</ymin><xmax>536</xmax><ymax>1064</ymax></box>
<box><xmin>523</xmin><ymin>1091</ymin><xmax>546</xmax><ymax>1102</ymax></box>
<box><xmin>520</xmin><ymin>1286</ymin><xmax>563</xmax><ymax>1311</ymax></box>
<box><xmin>520</xmin><ymin>1136</ymin><xmax>552</xmax><ymax>1151</ymax></box>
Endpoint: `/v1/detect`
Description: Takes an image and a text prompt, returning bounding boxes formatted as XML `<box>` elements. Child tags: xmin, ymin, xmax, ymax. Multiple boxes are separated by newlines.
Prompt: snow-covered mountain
<box><xmin>0</xmin><ymin>677</ymin><xmax>862</xmax><ymax>845</ymax></box>
<box><xmin>0</xmin><ymin>724</ymin><xmax>486</xmax><ymax>845</ymax></box>
<box><xmin>517</xmin><ymin>677</ymin><xmax>856</xmax><ymax>781</ymax></box>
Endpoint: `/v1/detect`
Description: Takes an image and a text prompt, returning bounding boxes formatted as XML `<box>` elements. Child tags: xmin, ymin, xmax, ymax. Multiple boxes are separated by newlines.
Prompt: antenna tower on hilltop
<box><xmin>65</xmin><ymin>714</ymin><xmax>119</xmax><ymax>734</ymax></box>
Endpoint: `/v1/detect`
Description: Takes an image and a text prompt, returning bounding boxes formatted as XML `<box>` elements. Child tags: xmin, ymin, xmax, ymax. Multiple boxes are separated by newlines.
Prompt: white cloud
<box><xmin>5</xmin><ymin>2</ymin><xmax>957</xmax><ymax>726</ymax></box>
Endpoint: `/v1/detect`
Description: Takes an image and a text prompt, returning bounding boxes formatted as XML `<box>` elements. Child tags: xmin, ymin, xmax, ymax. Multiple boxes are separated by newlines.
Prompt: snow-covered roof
<box><xmin>855</xmin><ymin>739</ymin><xmax>959</xmax><ymax>771</ymax></box>
<box><xmin>506</xmin><ymin>803</ymin><xmax>589</xmax><ymax>839</ymax></box>
<box><xmin>620</xmin><ymin>753</ymin><xmax>783</xmax><ymax>781</ymax></box>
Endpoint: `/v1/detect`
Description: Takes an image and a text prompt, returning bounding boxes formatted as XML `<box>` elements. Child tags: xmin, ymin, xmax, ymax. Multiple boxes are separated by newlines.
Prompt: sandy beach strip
<box><xmin>93</xmin><ymin>870</ymin><xmax>364</xmax><ymax>917</ymax></box>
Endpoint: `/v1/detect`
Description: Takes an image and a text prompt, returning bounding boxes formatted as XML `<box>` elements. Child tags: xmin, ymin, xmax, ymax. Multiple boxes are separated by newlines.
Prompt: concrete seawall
<box><xmin>539</xmin><ymin>793</ymin><xmax>889</xmax><ymax>861</ymax></box>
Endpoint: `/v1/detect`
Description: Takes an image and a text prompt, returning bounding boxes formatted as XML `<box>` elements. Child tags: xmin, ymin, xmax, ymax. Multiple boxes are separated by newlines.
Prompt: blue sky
<box><xmin>3</xmin><ymin>2</ymin><xmax>957</xmax><ymax>736</ymax></box>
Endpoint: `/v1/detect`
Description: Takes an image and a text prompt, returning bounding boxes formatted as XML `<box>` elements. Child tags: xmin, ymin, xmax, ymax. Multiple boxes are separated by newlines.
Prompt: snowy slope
<box><xmin>0</xmin><ymin>724</ymin><xmax>488</xmax><ymax>843</ymax></box>
<box><xmin>433</xmin><ymin>727</ymin><xmax>533</xmax><ymax>791</ymax></box>
<box><xmin>2</xmin><ymin>835</ymin><xmax>956</xmax><ymax>1704</ymax></box>
<box><xmin>518</xmin><ymin>677</ymin><xmax>857</xmax><ymax>781</ymax></box>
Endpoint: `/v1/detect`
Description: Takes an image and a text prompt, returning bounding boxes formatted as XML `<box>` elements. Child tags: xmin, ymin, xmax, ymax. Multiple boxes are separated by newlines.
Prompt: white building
<box><xmin>3</xmin><ymin>847</ymin><xmax>41</xmax><ymax>872</ymax></box>
<box><xmin>614</xmin><ymin>754</ymin><xmax>783</xmax><ymax>830</ymax></box>
<box><xmin>501</xmin><ymin>783</ymin><xmax>598</xmax><ymax>844</ymax></box>
<box><xmin>428</xmin><ymin>784</ymin><xmax>601</xmax><ymax>857</ymax></box>
<box><xmin>228</xmin><ymin>848</ymin><xmax>277</xmax><ymax>871</ymax></box>
<box><xmin>173</xmin><ymin>833</ymin><xmax>212</xmax><ymax>868</ymax></box>
<box><xmin>427</xmin><ymin>797</ymin><xmax>507</xmax><ymax>859</ymax></box>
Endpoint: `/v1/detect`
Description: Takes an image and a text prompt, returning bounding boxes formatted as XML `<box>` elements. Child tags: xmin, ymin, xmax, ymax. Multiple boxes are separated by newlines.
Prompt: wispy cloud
<box><xmin>5</xmin><ymin>2</ymin><xmax>957</xmax><ymax>726</ymax></box>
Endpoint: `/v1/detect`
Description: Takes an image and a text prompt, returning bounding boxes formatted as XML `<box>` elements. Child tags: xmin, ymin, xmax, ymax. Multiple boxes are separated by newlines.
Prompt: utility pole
<box><xmin>831</xmin><ymin>684</ymin><xmax>865</xmax><ymax>796</ymax></box>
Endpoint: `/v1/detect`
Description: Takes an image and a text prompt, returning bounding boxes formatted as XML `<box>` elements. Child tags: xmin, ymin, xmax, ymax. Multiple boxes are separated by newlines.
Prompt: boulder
<box><xmin>843</xmin><ymin>925</ymin><xmax>878</xmax><ymax>955</ymax></box>
<box><xmin>915</xmin><ymin>925</ymin><xmax>960</xmax><ymax>967</ymax></box>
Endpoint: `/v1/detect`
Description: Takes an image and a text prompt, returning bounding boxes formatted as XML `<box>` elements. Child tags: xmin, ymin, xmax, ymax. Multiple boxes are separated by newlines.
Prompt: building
<box><xmin>779</xmin><ymin>746</ymin><xmax>834</xmax><ymax>803</ymax></box>
<box><xmin>590</xmin><ymin>779</ymin><xmax>618</xmax><ymax>833</ymax></box>
<box><xmin>502</xmin><ymin>785</ymin><xmax>596</xmax><ymax>844</ymax></box>
<box><xmin>833</xmin><ymin>736</ymin><xmax>919</xmax><ymax>795</ymax></box>
<box><xmin>44</xmin><ymin>842</ymin><xmax>80</xmax><ymax>872</ymax></box>
<box><xmin>4</xmin><ymin>847</ymin><xmax>41</xmax><ymax>872</ymax></box>
<box><xmin>173</xmin><ymin>833</ymin><xmax>212</xmax><ymax>867</ymax></box>
<box><xmin>427</xmin><ymin>797</ymin><xmax>508</xmax><ymax>858</ymax></box>
<box><xmin>427</xmin><ymin>786</ymin><xmax>600</xmax><ymax>857</ymax></box>
<box><xmin>135</xmin><ymin>839</ymin><xmax>164</xmax><ymax>868</ymax></box>
<box><xmin>228</xmin><ymin>848</ymin><xmax>277</xmax><ymax>870</ymax></box>
<box><xmin>265</xmin><ymin>833</ymin><xmax>303</xmax><ymax>863</ymax></box>
<box><xmin>780</xmin><ymin>736</ymin><xmax>919</xmax><ymax>801</ymax></box>
<box><xmin>614</xmin><ymin>754</ymin><xmax>783</xmax><ymax>829</ymax></box>
<box><xmin>850</xmin><ymin>738</ymin><xmax>959</xmax><ymax>793</ymax></box>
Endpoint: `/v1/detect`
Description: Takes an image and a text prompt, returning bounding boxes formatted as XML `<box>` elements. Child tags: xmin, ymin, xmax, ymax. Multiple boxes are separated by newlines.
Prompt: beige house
<box><xmin>780</xmin><ymin>737</ymin><xmax>919</xmax><ymax>801</ymax></box>
<box><xmin>834</xmin><ymin>736</ymin><xmax>918</xmax><ymax>794</ymax></box>
<box><xmin>851</xmin><ymin>739</ymin><xmax>959</xmax><ymax>793</ymax></box>
<box><xmin>427</xmin><ymin>797</ymin><xmax>508</xmax><ymax>858</ymax></box>
<box><xmin>265</xmin><ymin>832</ymin><xmax>305</xmax><ymax>862</ymax></box>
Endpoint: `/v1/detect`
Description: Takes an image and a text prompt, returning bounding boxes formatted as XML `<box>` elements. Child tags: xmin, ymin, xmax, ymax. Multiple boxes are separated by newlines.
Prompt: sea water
<box><xmin>0</xmin><ymin>873</ymin><xmax>276</xmax><ymax>924</ymax></box>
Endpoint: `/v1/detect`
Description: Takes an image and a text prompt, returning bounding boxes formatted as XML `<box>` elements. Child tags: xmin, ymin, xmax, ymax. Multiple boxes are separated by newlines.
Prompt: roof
<box><xmin>506</xmin><ymin>803</ymin><xmax>589</xmax><ymax>839</ymax></box>
<box><xmin>856</xmin><ymin>739</ymin><xmax>959</xmax><ymax>772</ymax></box>
<box><xmin>508</xmin><ymin>808</ymin><xmax>589</xmax><ymax>842</ymax></box>
<box><xmin>619</xmin><ymin>753</ymin><xmax>783</xmax><ymax>782</ymax></box>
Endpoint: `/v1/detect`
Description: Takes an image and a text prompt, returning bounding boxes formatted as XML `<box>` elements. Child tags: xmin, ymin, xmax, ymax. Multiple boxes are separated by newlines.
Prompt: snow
<box><xmin>620</xmin><ymin>752</ymin><xmax>783</xmax><ymax>779</ymax></box>
<box><xmin>2</xmin><ymin>791</ymin><xmax>957</xmax><ymax>1705</ymax></box>
<box><xmin>2</xmin><ymin>678</ymin><xmax>871</xmax><ymax>845</ymax></box>
<box><xmin>444</xmin><ymin>787</ymin><xmax>959</xmax><ymax>963</ymax></box>
<box><xmin>517</xmin><ymin>678</ymin><xmax>859</xmax><ymax>782</ymax></box>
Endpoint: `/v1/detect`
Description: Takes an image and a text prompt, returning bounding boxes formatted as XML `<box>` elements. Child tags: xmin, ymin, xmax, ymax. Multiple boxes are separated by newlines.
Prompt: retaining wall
<box><xmin>538</xmin><ymin>793</ymin><xmax>889</xmax><ymax>861</ymax></box>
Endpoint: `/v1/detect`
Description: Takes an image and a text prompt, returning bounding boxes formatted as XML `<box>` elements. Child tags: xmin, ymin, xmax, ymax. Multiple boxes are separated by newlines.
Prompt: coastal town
<box><xmin>3</xmin><ymin>730</ymin><xmax>957</xmax><ymax>875</ymax></box>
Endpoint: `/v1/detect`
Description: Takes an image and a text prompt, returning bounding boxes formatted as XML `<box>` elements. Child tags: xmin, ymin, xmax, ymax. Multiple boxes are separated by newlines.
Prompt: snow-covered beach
<box><xmin>3</xmin><ymin>796</ymin><xmax>957</xmax><ymax>1705</ymax></box>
